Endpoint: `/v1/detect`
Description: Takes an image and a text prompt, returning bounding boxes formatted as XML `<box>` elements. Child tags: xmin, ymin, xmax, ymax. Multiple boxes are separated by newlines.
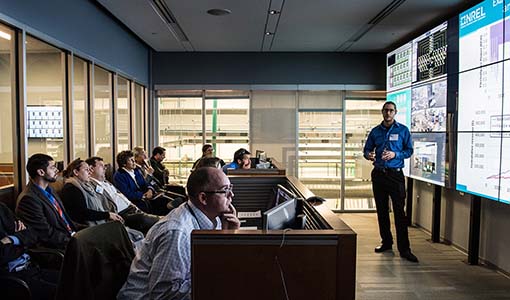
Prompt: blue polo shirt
<box><xmin>363</xmin><ymin>121</ymin><xmax>413</xmax><ymax>169</ymax></box>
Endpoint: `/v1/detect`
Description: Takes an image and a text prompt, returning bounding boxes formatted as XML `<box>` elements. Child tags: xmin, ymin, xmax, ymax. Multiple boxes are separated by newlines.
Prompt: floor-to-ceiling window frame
<box><xmin>115</xmin><ymin>75</ymin><xmax>132</xmax><ymax>152</ymax></box>
<box><xmin>0</xmin><ymin>19</ymin><xmax>147</xmax><ymax>207</ymax></box>
<box><xmin>0</xmin><ymin>22</ymin><xmax>18</xmax><ymax>206</ymax></box>
<box><xmin>156</xmin><ymin>90</ymin><xmax>250</xmax><ymax>182</ymax></box>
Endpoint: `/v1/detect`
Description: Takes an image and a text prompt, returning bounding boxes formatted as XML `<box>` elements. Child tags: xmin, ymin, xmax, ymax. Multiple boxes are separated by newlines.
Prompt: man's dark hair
<box><xmin>26</xmin><ymin>153</ymin><xmax>54</xmax><ymax>179</ymax></box>
<box><xmin>63</xmin><ymin>158</ymin><xmax>85</xmax><ymax>178</ymax></box>
<box><xmin>152</xmin><ymin>146</ymin><xmax>166</xmax><ymax>157</ymax></box>
<box><xmin>117</xmin><ymin>150</ymin><xmax>134</xmax><ymax>168</ymax></box>
<box><xmin>233</xmin><ymin>148</ymin><xmax>250</xmax><ymax>161</ymax></box>
<box><xmin>194</xmin><ymin>157</ymin><xmax>222</xmax><ymax>170</ymax></box>
<box><xmin>186</xmin><ymin>167</ymin><xmax>215</xmax><ymax>199</ymax></box>
<box><xmin>383</xmin><ymin>101</ymin><xmax>397</xmax><ymax>110</ymax></box>
<box><xmin>202</xmin><ymin>144</ymin><xmax>213</xmax><ymax>154</ymax></box>
<box><xmin>85</xmin><ymin>156</ymin><xmax>103</xmax><ymax>167</ymax></box>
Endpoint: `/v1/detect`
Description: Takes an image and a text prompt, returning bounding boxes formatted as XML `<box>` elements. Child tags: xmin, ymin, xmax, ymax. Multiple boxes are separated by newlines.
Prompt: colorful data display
<box><xmin>456</xmin><ymin>0</ymin><xmax>509</xmax><ymax>204</ymax></box>
<box><xmin>386</xmin><ymin>22</ymin><xmax>448</xmax><ymax>186</ymax></box>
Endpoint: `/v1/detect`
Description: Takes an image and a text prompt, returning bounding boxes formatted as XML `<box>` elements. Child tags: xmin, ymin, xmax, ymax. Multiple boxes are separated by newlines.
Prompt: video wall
<box><xmin>386</xmin><ymin>0</ymin><xmax>509</xmax><ymax>204</ymax></box>
<box><xmin>456</xmin><ymin>0</ymin><xmax>509</xmax><ymax>204</ymax></box>
<box><xmin>386</xmin><ymin>22</ymin><xmax>448</xmax><ymax>186</ymax></box>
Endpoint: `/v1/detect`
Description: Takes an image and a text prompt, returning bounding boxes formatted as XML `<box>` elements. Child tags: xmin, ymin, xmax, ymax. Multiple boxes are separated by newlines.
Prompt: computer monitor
<box><xmin>256</xmin><ymin>150</ymin><xmax>267</xmax><ymax>162</ymax></box>
<box><xmin>274</xmin><ymin>184</ymin><xmax>296</xmax><ymax>206</ymax></box>
<box><xmin>263</xmin><ymin>198</ymin><xmax>297</xmax><ymax>230</ymax></box>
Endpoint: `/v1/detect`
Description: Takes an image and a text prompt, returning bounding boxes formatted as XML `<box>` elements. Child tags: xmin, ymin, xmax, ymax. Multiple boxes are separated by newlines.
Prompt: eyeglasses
<box><xmin>202</xmin><ymin>184</ymin><xmax>234</xmax><ymax>195</ymax></box>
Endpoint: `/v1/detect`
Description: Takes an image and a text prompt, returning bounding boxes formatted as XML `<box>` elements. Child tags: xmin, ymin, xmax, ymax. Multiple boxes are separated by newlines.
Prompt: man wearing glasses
<box><xmin>363</xmin><ymin>101</ymin><xmax>418</xmax><ymax>263</ymax></box>
<box><xmin>118</xmin><ymin>167</ymin><xmax>240</xmax><ymax>300</ymax></box>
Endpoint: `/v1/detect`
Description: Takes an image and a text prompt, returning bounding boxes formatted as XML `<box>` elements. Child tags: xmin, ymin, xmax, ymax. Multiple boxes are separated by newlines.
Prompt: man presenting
<box><xmin>363</xmin><ymin>101</ymin><xmax>418</xmax><ymax>263</ymax></box>
<box><xmin>118</xmin><ymin>167</ymin><xmax>240</xmax><ymax>300</ymax></box>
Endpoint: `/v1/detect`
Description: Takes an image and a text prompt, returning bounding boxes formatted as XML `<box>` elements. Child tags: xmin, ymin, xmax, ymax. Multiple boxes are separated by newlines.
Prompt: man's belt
<box><xmin>374</xmin><ymin>167</ymin><xmax>402</xmax><ymax>173</ymax></box>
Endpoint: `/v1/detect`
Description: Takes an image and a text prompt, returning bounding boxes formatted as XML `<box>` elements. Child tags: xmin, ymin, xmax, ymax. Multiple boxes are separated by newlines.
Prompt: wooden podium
<box><xmin>191</xmin><ymin>175</ymin><xmax>357</xmax><ymax>300</ymax></box>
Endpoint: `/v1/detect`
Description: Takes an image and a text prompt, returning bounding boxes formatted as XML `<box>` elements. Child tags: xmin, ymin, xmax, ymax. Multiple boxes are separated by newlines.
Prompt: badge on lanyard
<box><xmin>95</xmin><ymin>185</ymin><xmax>104</xmax><ymax>194</ymax></box>
<box><xmin>389</xmin><ymin>134</ymin><xmax>399</xmax><ymax>141</ymax></box>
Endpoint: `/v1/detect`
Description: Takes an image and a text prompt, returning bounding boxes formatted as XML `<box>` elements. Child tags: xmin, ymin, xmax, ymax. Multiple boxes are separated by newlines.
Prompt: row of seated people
<box><xmin>1</xmin><ymin>147</ymin><xmax>183</xmax><ymax>299</ymax></box>
<box><xmin>1</xmin><ymin>145</ymin><xmax>249</xmax><ymax>298</ymax></box>
<box><xmin>2</xmin><ymin>151</ymin><xmax>242</xmax><ymax>299</ymax></box>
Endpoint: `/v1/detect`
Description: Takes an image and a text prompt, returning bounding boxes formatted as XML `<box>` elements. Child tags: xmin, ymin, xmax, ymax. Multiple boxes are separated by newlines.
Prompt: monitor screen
<box><xmin>263</xmin><ymin>198</ymin><xmax>297</xmax><ymax>230</ymax></box>
<box><xmin>256</xmin><ymin>150</ymin><xmax>267</xmax><ymax>162</ymax></box>
<box><xmin>274</xmin><ymin>184</ymin><xmax>296</xmax><ymax>207</ymax></box>
<box><xmin>27</xmin><ymin>106</ymin><xmax>64</xmax><ymax>139</ymax></box>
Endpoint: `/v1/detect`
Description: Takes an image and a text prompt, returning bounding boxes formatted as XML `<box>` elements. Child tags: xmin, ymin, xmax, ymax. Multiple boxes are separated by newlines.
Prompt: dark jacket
<box><xmin>0</xmin><ymin>202</ymin><xmax>37</xmax><ymax>266</ymax></box>
<box><xmin>149</xmin><ymin>157</ymin><xmax>168</xmax><ymax>185</ymax></box>
<box><xmin>16</xmin><ymin>181</ymin><xmax>77</xmax><ymax>250</ymax></box>
<box><xmin>61</xmin><ymin>183</ymin><xmax>110</xmax><ymax>225</ymax></box>
<box><xmin>56</xmin><ymin>221</ymin><xmax>135</xmax><ymax>300</ymax></box>
<box><xmin>113</xmin><ymin>168</ymin><xmax>152</xmax><ymax>209</ymax></box>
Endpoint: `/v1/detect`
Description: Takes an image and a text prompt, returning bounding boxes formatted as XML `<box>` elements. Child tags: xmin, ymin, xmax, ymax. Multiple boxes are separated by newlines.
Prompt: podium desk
<box><xmin>191</xmin><ymin>175</ymin><xmax>356</xmax><ymax>300</ymax></box>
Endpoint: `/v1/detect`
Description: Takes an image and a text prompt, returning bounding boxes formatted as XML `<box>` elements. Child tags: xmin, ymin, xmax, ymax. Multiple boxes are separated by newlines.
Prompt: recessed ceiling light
<box><xmin>207</xmin><ymin>8</ymin><xmax>232</xmax><ymax>16</ymax></box>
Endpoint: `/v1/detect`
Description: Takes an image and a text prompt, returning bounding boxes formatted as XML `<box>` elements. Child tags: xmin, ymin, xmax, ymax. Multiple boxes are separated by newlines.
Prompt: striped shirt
<box><xmin>117</xmin><ymin>200</ymin><xmax>221</xmax><ymax>300</ymax></box>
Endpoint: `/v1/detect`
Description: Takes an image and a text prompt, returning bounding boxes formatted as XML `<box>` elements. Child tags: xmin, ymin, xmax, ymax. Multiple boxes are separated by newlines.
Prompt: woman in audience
<box><xmin>61</xmin><ymin>159</ymin><xmax>123</xmax><ymax>226</ymax></box>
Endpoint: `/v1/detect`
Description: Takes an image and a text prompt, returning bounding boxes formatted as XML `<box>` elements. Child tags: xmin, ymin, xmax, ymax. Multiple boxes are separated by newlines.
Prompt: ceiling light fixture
<box><xmin>0</xmin><ymin>30</ymin><xmax>11</xmax><ymax>41</ymax></box>
<box><xmin>207</xmin><ymin>8</ymin><xmax>232</xmax><ymax>16</ymax></box>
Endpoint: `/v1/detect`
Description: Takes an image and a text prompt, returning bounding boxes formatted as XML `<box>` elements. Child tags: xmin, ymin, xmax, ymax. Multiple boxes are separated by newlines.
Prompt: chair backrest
<box><xmin>55</xmin><ymin>221</ymin><xmax>135</xmax><ymax>300</ymax></box>
<box><xmin>0</xmin><ymin>275</ymin><xmax>31</xmax><ymax>300</ymax></box>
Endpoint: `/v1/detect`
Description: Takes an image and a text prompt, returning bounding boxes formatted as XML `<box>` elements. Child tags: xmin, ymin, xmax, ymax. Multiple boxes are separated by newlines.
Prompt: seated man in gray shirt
<box><xmin>86</xmin><ymin>157</ymin><xmax>160</xmax><ymax>235</ymax></box>
<box><xmin>118</xmin><ymin>167</ymin><xmax>240</xmax><ymax>300</ymax></box>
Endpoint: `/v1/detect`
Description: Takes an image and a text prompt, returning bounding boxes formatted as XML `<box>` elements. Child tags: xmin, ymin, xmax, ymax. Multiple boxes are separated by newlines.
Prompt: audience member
<box><xmin>149</xmin><ymin>146</ymin><xmax>169</xmax><ymax>185</ymax></box>
<box><xmin>118</xmin><ymin>167</ymin><xmax>240</xmax><ymax>300</ymax></box>
<box><xmin>194</xmin><ymin>156</ymin><xmax>223</xmax><ymax>170</ymax></box>
<box><xmin>87</xmin><ymin>156</ymin><xmax>160</xmax><ymax>234</ymax></box>
<box><xmin>61</xmin><ymin>158</ymin><xmax>123</xmax><ymax>226</ymax></box>
<box><xmin>114</xmin><ymin>151</ymin><xmax>169</xmax><ymax>215</ymax></box>
<box><xmin>222</xmin><ymin>148</ymin><xmax>251</xmax><ymax>174</ymax></box>
<box><xmin>133</xmin><ymin>146</ymin><xmax>154</xmax><ymax>180</ymax></box>
<box><xmin>1</xmin><ymin>202</ymin><xmax>58</xmax><ymax>299</ymax></box>
<box><xmin>16</xmin><ymin>154</ymin><xmax>77</xmax><ymax>250</ymax></box>
<box><xmin>192</xmin><ymin>144</ymin><xmax>225</xmax><ymax>170</ymax></box>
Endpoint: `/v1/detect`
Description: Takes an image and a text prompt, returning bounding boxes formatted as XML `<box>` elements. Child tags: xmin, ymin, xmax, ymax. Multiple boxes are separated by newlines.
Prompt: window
<box><xmin>93</xmin><ymin>65</ymin><xmax>113</xmax><ymax>164</ymax></box>
<box><xmin>26</xmin><ymin>36</ymin><xmax>65</xmax><ymax>162</ymax></box>
<box><xmin>116</xmin><ymin>76</ymin><xmax>130</xmax><ymax>152</ymax></box>
<box><xmin>72</xmin><ymin>56</ymin><xmax>88</xmax><ymax>159</ymax></box>
<box><xmin>205</xmin><ymin>91</ymin><xmax>250</xmax><ymax>161</ymax></box>
<box><xmin>0</xmin><ymin>23</ymin><xmax>14</xmax><ymax>188</ymax></box>
<box><xmin>133</xmin><ymin>83</ymin><xmax>145</xmax><ymax>148</ymax></box>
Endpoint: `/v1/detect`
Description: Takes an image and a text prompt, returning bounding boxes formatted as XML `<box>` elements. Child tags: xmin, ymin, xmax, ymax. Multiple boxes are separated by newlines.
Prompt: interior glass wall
<box><xmin>93</xmin><ymin>65</ymin><xmax>113</xmax><ymax>164</ymax></box>
<box><xmin>0</xmin><ymin>24</ymin><xmax>14</xmax><ymax>188</ymax></box>
<box><xmin>158</xmin><ymin>95</ymin><xmax>202</xmax><ymax>180</ymax></box>
<box><xmin>116</xmin><ymin>76</ymin><xmax>130</xmax><ymax>152</ymax></box>
<box><xmin>344</xmin><ymin>94</ymin><xmax>385</xmax><ymax>210</ymax></box>
<box><xmin>72</xmin><ymin>56</ymin><xmax>88</xmax><ymax>159</ymax></box>
<box><xmin>133</xmin><ymin>83</ymin><xmax>145</xmax><ymax>148</ymax></box>
<box><xmin>26</xmin><ymin>36</ymin><xmax>65</xmax><ymax>163</ymax></box>
<box><xmin>250</xmin><ymin>90</ymin><xmax>297</xmax><ymax>176</ymax></box>
<box><xmin>205</xmin><ymin>91</ymin><xmax>250</xmax><ymax>162</ymax></box>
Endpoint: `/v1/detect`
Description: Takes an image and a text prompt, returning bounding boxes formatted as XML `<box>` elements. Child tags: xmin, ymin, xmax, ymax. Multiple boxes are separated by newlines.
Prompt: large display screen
<box><xmin>458</xmin><ymin>0</ymin><xmax>508</xmax><ymax>72</ymax></box>
<box><xmin>387</xmin><ymin>21</ymin><xmax>448</xmax><ymax>186</ymax></box>
<box><xmin>456</xmin><ymin>0</ymin><xmax>509</xmax><ymax>204</ymax></box>
<box><xmin>27</xmin><ymin>106</ymin><xmax>64</xmax><ymax>139</ymax></box>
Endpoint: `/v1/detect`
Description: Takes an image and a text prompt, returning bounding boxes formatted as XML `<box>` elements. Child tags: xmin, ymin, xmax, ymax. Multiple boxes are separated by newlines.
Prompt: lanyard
<box><xmin>185</xmin><ymin>203</ymin><xmax>201</xmax><ymax>230</ymax></box>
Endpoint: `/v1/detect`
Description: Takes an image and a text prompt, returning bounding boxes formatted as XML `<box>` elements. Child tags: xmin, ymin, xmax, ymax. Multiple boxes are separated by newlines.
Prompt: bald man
<box><xmin>118</xmin><ymin>167</ymin><xmax>240</xmax><ymax>300</ymax></box>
